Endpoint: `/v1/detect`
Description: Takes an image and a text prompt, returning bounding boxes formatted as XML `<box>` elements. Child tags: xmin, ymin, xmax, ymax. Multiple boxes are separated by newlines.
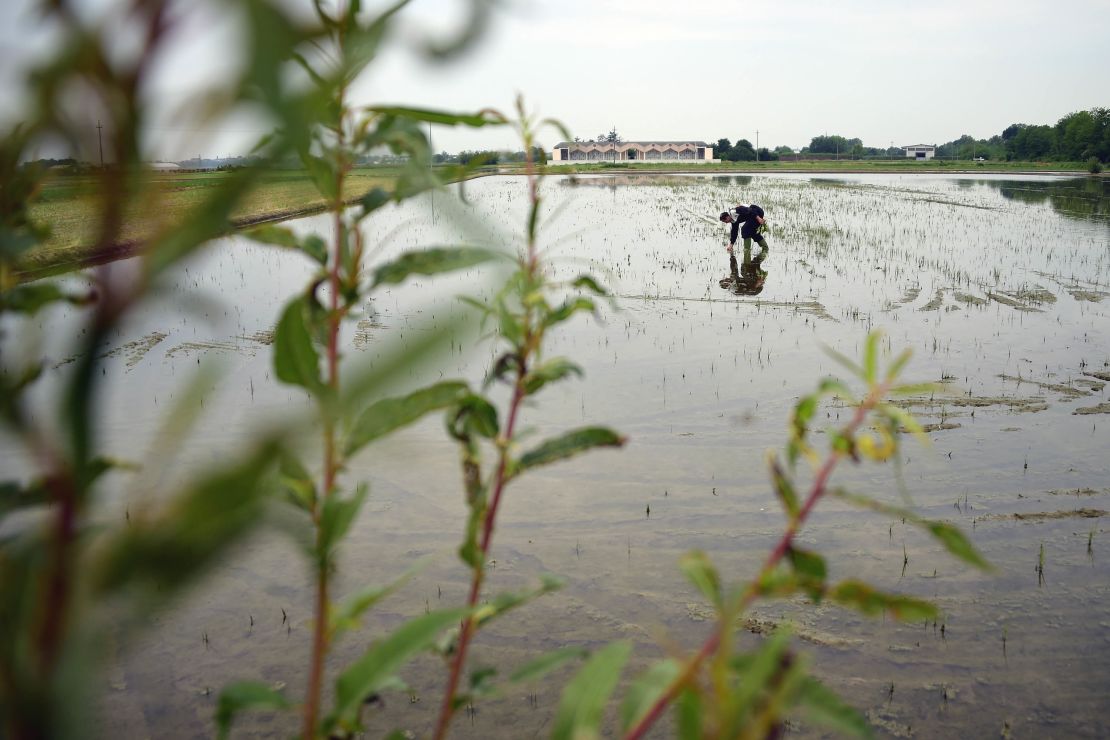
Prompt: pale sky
<box><xmin>2</xmin><ymin>0</ymin><xmax>1108</xmax><ymax>160</ymax></box>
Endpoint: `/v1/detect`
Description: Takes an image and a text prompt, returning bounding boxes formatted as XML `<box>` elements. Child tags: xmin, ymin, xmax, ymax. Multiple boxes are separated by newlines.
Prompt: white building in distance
<box><xmin>902</xmin><ymin>144</ymin><xmax>936</xmax><ymax>160</ymax></box>
<box><xmin>550</xmin><ymin>140</ymin><xmax>716</xmax><ymax>164</ymax></box>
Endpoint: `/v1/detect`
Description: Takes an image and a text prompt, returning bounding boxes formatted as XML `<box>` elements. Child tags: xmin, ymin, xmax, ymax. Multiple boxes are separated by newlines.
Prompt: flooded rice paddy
<box><xmin>4</xmin><ymin>172</ymin><xmax>1109</xmax><ymax>737</ymax></box>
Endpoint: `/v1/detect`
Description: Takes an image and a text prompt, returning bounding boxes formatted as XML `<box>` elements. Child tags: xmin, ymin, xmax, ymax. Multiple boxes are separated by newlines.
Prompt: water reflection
<box><xmin>718</xmin><ymin>244</ymin><xmax>768</xmax><ymax>295</ymax></box>
<box><xmin>982</xmin><ymin>177</ymin><xmax>1109</xmax><ymax>223</ymax></box>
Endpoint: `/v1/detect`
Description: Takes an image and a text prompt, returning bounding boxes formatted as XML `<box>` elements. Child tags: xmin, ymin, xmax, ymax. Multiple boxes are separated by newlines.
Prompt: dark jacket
<box><xmin>729</xmin><ymin>204</ymin><xmax>765</xmax><ymax>244</ymax></box>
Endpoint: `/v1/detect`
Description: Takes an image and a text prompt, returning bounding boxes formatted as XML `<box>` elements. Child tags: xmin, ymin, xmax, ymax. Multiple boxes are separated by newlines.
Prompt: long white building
<box><xmin>549</xmin><ymin>140</ymin><xmax>716</xmax><ymax>164</ymax></box>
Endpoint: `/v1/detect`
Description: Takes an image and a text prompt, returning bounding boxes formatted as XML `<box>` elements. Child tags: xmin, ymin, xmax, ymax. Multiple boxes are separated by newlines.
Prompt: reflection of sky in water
<box><xmin>4</xmin><ymin>174</ymin><xmax>1109</xmax><ymax>738</ymax></box>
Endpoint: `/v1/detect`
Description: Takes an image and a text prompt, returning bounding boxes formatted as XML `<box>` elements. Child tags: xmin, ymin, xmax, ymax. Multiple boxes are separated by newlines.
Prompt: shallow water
<box><xmin>4</xmin><ymin>172</ymin><xmax>1109</xmax><ymax>738</ymax></box>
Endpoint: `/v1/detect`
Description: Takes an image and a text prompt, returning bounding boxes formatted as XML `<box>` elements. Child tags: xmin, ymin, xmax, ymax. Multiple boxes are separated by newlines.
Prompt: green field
<box><xmin>22</xmin><ymin>168</ymin><xmax>401</xmax><ymax>275</ymax></box>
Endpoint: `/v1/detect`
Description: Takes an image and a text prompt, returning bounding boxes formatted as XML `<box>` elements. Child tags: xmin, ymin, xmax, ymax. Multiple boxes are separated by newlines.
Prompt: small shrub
<box><xmin>1088</xmin><ymin>157</ymin><xmax>1103</xmax><ymax>174</ymax></box>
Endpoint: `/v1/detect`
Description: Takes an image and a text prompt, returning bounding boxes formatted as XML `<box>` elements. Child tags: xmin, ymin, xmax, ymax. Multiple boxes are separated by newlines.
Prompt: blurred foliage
<box><xmin>1</xmin><ymin>2</ymin><xmax>990</xmax><ymax>739</ymax></box>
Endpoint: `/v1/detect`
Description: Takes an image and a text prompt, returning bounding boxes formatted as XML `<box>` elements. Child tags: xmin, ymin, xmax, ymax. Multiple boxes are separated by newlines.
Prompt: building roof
<box><xmin>901</xmin><ymin>144</ymin><xmax>936</xmax><ymax>149</ymax></box>
<box><xmin>555</xmin><ymin>140</ymin><xmax>709</xmax><ymax>148</ymax></box>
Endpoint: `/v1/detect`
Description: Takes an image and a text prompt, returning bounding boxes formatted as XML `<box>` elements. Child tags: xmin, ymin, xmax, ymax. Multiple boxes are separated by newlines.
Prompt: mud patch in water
<box><xmin>100</xmin><ymin>331</ymin><xmax>168</xmax><ymax>369</ymax></box>
<box><xmin>975</xmin><ymin>509</ymin><xmax>1107</xmax><ymax>523</ymax></box>
<box><xmin>1073</xmin><ymin>402</ymin><xmax>1110</xmax><ymax>415</ymax></box>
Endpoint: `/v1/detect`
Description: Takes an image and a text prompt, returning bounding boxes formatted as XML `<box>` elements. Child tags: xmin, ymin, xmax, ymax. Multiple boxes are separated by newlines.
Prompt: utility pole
<box><xmin>755</xmin><ymin>130</ymin><xmax>759</xmax><ymax>162</ymax></box>
<box><xmin>96</xmin><ymin>120</ymin><xmax>104</xmax><ymax>167</ymax></box>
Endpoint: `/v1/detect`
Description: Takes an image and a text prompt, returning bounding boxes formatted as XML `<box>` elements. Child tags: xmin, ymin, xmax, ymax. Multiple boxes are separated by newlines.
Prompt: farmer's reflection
<box><xmin>719</xmin><ymin>243</ymin><xmax>768</xmax><ymax>296</ymax></box>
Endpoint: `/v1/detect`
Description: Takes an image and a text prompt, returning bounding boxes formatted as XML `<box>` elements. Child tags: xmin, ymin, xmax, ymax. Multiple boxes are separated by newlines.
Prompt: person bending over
<box><xmin>719</xmin><ymin>204</ymin><xmax>769</xmax><ymax>261</ymax></box>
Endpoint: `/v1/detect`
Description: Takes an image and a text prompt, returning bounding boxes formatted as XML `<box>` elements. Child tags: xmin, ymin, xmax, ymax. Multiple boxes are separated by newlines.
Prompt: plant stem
<box><xmin>434</xmin><ymin>136</ymin><xmax>542</xmax><ymax>740</ymax></box>
<box><xmin>623</xmin><ymin>387</ymin><xmax>883</xmax><ymax>740</ymax></box>
<box><xmin>303</xmin><ymin>66</ymin><xmax>349</xmax><ymax>740</ymax></box>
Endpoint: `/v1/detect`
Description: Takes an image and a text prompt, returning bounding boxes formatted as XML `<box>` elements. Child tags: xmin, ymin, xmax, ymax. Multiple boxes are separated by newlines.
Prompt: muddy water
<box><xmin>4</xmin><ymin>173</ymin><xmax>1109</xmax><ymax>737</ymax></box>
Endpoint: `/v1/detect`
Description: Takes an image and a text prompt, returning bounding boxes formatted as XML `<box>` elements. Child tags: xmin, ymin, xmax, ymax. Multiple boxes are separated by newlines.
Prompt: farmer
<box><xmin>719</xmin><ymin>204</ymin><xmax>769</xmax><ymax>261</ymax></box>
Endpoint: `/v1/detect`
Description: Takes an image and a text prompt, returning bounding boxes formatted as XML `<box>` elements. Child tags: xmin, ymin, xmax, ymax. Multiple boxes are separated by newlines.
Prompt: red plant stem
<box><xmin>433</xmin><ymin>373</ymin><xmax>529</xmax><ymax>740</ymax></box>
<box><xmin>623</xmin><ymin>389</ymin><xmax>882</xmax><ymax>740</ymax></box>
<box><xmin>303</xmin><ymin>63</ymin><xmax>349</xmax><ymax>740</ymax></box>
<box><xmin>434</xmin><ymin>154</ymin><xmax>542</xmax><ymax>740</ymax></box>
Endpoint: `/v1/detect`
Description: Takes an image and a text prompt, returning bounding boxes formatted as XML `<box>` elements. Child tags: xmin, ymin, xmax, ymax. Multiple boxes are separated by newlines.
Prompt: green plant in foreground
<box><xmin>430</xmin><ymin>97</ymin><xmax>625</xmax><ymax>739</ymax></box>
<box><xmin>543</xmin><ymin>333</ymin><xmax>992</xmax><ymax>740</ymax></box>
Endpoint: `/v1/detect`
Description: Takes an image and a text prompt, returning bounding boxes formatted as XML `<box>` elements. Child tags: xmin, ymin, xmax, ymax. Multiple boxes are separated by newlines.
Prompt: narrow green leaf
<box><xmin>301</xmin><ymin>152</ymin><xmax>338</xmax><ymax>201</ymax></box>
<box><xmin>147</xmin><ymin>167</ymin><xmax>264</xmax><ymax>277</ymax></box>
<box><xmin>885</xmin><ymin>348</ymin><xmax>913</xmax><ymax>382</ymax></box>
<box><xmin>508</xmin><ymin>646</ymin><xmax>589</xmax><ymax>684</ymax></box>
<box><xmin>679</xmin><ymin>551</ymin><xmax>722</xmax><ymax>609</ymax></box>
<box><xmin>0</xmin><ymin>479</ymin><xmax>51</xmax><ymax>521</ymax></box>
<box><xmin>829</xmin><ymin>580</ymin><xmax>937</xmax><ymax>622</ymax></box>
<box><xmin>817</xmin><ymin>377</ymin><xmax>854</xmax><ymax>400</ymax></box>
<box><xmin>346</xmin><ymin>380</ymin><xmax>468</xmax><ymax>456</ymax></box>
<box><xmin>755</xmin><ymin>567</ymin><xmax>801</xmax><ymax>598</ymax></box>
<box><xmin>278</xmin><ymin>451</ymin><xmax>315</xmax><ymax>512</ymax></box>
<box><xmin>792</xmin><ymin>394</ymin><xmax>818</xmax><ymax>436</ymax></box>
<box><xmin>544</xmin><ymin>297</ymin><xmax>596</xmax><ymax>331</ymax></box>
<box><xmin>823</xmin><ymin>344</ymin><xmax>864</xmax><ymax>380</ymax></box>
<box><xmin>331</xmin><ymin>608</ymin><xmax>467</xmax><ymax>729</ymax></box>
<box><xmin>273</xmin><ymin>298</ymin><xmax>324</xmax><ymax>394</ymax></box>
<box><xmin>731</xmin><ymin>629</ymin><xmax>793</xmax><ymax>726</ymax></box>
<box><xmin>523</xmin><ymin>357</ymin><xmax>582</xmax><ymax>394</ymax></box>
<box><xmin>551</xmin><ymin>641</ymin><xmax>632</xmax><ymax>740</ymax></box>
<box><xmin>371</xmin><ymin>247</ymin><xmax>498</xmax><ymax>287</ymax></box>
<box><xmin>496</xmin><ymin>300</ymin><xmax>524</xmax><ymax>346</ymax></box>
<box><xmin>770</xmin><ymin>459</ymin><xmax>799</xmax><ymax>518</ymax></box>
<box><xmin>359</xmin><ymin>186</ymin><xmax>390</xmax><ymax>217</ymax></box>
<box><xmin>620</xmin><ymin>659</ymin><xmax>681</xmax><ymax>732</ymax></box>
<box><xmin>329</xmin><ymin>559</ymin><xmax>428</xmax><ymax>639</ymax></box>
<box><xmin>862</xmin><ymin>331</ymin><xmax>880</xmax><ymax>383</ymax></box>
<box><xmin>571</xmin><ymin>274</ymin><xmax>609</xmax><ymax>296</ymax></box>
<box><xmin>787</xmin><ymin>547</ymin><xmax>827</xmax><ymax>582</ymax></box>
<box><xmin>0</xmin><ymin>283</ymin><xmax>91</xmax><ymax>314</ymax></box>
<box><xmin>342</xmin><ymin>0</ymin><xmax>412</xmax><ymax>81</ymax></box>
<box><xmin>216</xmin><ymin>682</ymin><xmax>291</xmax><ymax>740</ymax></box>
<box><xmin>676</xmin><ymin>688</ymin><xmax>703</xmax><ymax>740</ymax></box>
<box><xmin>925</xmin><ymin>521</ymin><xmax>991</xmax><ymax>571</ymax></box>
<box><xmin>516</xmin><ymin>427</ymin><xmax>625</xmax><ymax>474</ymax></box>
<box><xmin>795</xmin><ymin>677</ymin><xmax>874</xmax><ymax>738</ymax></box>
<box><xmin>93</xmin><ymin>440</ymin><xmax>282</xmax><ymax>594</ymax></box>
<box><xmin>291</xmin><ymin>50</ymin><xmax>327</xmax><ymax>88</ymax></box>
<box><xmin>367</xmin><ymin>106</ymin><xmax>507</xmax><ymax>128</ymax></box>
<box><xmin>244</xmin><ymin>224</ymin><xmax>299</xmax><ymax>249</ymax></box>
<box><xmin>832</xmin><ymin>490</ymin><xmax>990</xmax><ymax>572</ymax></box>
<box><xmin>318</xmin><ymin>485</ymin><xmax>369</xmax><ymax>563</ymax></box>
<box><xmin>474</xmin><ymin>575</ymin><xmax>564</xmax><ymax>628</ymax></box>
<box><xmin>890</xmin><ymin>382</ymin><xmax>941</xmax><ymax>396</ymax></box>
<box><xmin>448</xmin><ymin>394</ymin><xmax>500</xmax><ymax>441</ymax></box>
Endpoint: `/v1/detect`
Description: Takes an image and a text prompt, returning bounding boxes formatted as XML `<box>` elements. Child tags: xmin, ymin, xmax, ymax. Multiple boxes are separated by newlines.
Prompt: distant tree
<box><xmin>756</xmin><ymin>147</ymin><xmax>777</xmax><ymax>161</ymax></box>
<box><xmin>1056</xmin><ymin>110</ymin><xmax>1098</xmax><ymax>161</ymax></box>
<box><xmin>730</xmin><ymin>138</ymin><xmax>756</xmax><ymax>161</ymax></box>
<box><xmin>603</xmin><ymin>127</ymin><xmax>622</xmax><ymax>144</ymax></box>
<box><xmin>716</xmin><ymin>138</ymin><xmax>732</xmax><ymax>156</ymax></box>
<box><xmin>1001</xmin><ymin>123</ymin><xmax>1025</xmax><ymax>141</ymax></box>
<box><xmin>458</xmin><ymin>149</ymin><xmax>500</xmax><ymax>166</ymax></box>
<box><xmin>807</xmin><ymin>135</ymin><xmax>860</xmax><ymax>157</ymax></box>
<box><xmin>773</xmin><ymin>145</ymin><xmax>794</xmax><ymax>156</ymax></box>
<box><xmin>1008</xmin><ymin>125</ymin><xmax>1056</xmax><ymax>160</ymax></box>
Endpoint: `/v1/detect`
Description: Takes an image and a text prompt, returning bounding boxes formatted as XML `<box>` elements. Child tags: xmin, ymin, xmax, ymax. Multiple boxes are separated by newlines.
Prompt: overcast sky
<box><xmin>2</xmin><ymin>0</ymin><xmax>1108</xmax><ymax>160</ymax></box>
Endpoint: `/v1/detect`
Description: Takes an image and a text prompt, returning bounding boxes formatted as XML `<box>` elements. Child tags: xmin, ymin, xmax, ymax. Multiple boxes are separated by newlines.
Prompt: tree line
<box><xmin>708</xmin><ymin>107</ymin><xmax>1108</xmax><ymax>164</ymax></box>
